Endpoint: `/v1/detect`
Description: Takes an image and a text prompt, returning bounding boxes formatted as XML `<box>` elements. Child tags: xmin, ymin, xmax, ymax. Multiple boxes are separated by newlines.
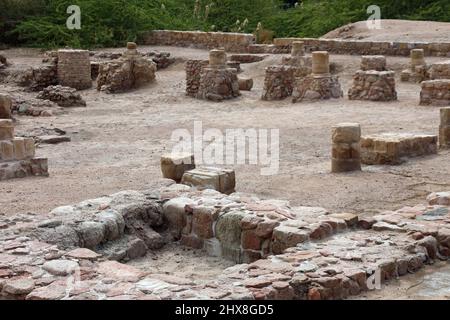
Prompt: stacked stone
<box><xmin>160</xmin><ymin>153</ymin><xmax>195</xmax><ymax>183</ymax></box>
<box><xmin>281</xmin><ymin>41</ymin><xmax>311</xmax><ymax>77</ymax></box>
<box><xmin>361</xmin><ymin>133</ymin><xmax>438</xmax><ymax>165</ymax></box>
<box><xmin>261</xmin><ymin>65</ymin><xmax>296</xmax><ymax>100</ymax></box>
<box><xmin>0</xmin><ymin>119</ymin><xmax>48</xmax><ymax>180</ymax></box>
<box><xmin>331</xmin><ymin>123</ymin><xmax>362</xmax><ymax>173</ymax></box>
<box><xmin>401</xmin><ymin>49</ymin><xmax>429</xmax><ymax>83</ymax></box>
<box><xmin>37</xmin><ymin>85</ymin><xmax>86</xmax><ymax>107</ymax></box>
<box><xmin>292</xmin><ymin>51</ymin><xmax>343</xmax><ymax>102</ymax></box>
<box><xmin>185</xmin><ymin>60</ymin><xmax>208</xmax><ymax>97</ymax></box>
<box><xmin>196</xmin><ymin>49</ymin><xmax>240</xmax><ymax>102</ymax></box>
<box><xmin>440</xmin><ymin>107</ymin><xmax>450</xmax><ymax>148</ymax></box>
<box><xmin>348</xmin><ymin>55</ymin><xmax>397</xmax><ymax>101</ymax></box>
<box><xmin>420</xmin><ymin>80</ymin><xmax>450</xmax><ymax>106</ymax></box>
<box><xmin>429</xmin><ymin>61</ymin><xmax>450</xmax><ymax>80</ymax></box>
<box><xmin>57</xmin><ymin>50</ymin><xmax>92</xmax><ymax>90</ymax></box>
<box><xmin>97</xmin><ymin>43</ymin><xmax>157</xmax><ymax>93</ymax></box>
<box><xmin>0</xmin><ymin>94</ymin><xmax>12</xmax><ymax>119</ymax></box>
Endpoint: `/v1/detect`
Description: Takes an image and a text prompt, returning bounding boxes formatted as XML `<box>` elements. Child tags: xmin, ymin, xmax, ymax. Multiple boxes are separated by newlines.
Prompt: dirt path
<box><xmin>1</xmin><ymin>46</ymin><xmax>449</xmax><ymax>218</ymax></box>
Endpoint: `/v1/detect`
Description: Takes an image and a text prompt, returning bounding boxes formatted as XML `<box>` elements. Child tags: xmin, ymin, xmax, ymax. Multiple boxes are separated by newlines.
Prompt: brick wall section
<box><xmin>57</xmin><ymin>50</ymin><xmax>92</xmax><ymax>90</ymax></box>
<box><xmin>141</xmin><ymin>30</ymin><xmax>255</xmax><ymax>53</ymax></box>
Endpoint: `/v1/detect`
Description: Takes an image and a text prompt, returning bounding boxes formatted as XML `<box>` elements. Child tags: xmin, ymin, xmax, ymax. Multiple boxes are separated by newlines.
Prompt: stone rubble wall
<box><xmin>185</xmin><ymin>60</ymin><xmax>209</xmax><ymax>97</ymax></box>
<box><xmin>348</xmin><ymin>70</ymin><xmax>397</xmax><ymax>101</ymax></box>
<box><xmin>141</xmin><ymin>30</ymin><xmax>255</xmax><ymax>53</ymax></box>
<box><xmin>420</xmin><ymin>80</ymin><xmax>450</xmax><ymax>106</ymax></box>
<box><xmin>196</xmin><ymin>67</ymin><xmax>240</xmax><ymax>102</ymax></box>
<box><xmin>429</xmin><ymin>61</ymin><xmax>450</xmax><ymax>80</ymax></box>
<box><xmin>361</xmin><ymin>133</ymin><xmax>438</xmax><ymax>165</ymax></box>
<box><xmin>261</xmin><ymin>65</ymin><xmax>296</xmax><ymax>101</ymax></box>
<box><xmin>37</xmin><ymin>85</ymin><xmax>86</xmax><ymax>108</ymax></box>
<box><xmin>57</xmin><ymin>50</ymin><xmax>92</xmax><ymax>90</ymax></box>
<box><xmin>292</xmin><ymin>75</ymin><xmax>343</xmax><ymax>102</ymax></box>
<box><xmin>440</xmin><ymin>107</ymin><xmax>450</xmax><ymax>148</ymax></box>
<box><xmin>1</xmin><ymin>181</ymin><xmax>450</xmax><ymax>300</ymax></box>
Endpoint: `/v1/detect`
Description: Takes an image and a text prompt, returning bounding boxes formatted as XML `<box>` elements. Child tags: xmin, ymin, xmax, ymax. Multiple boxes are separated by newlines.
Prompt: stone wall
<box><xmin>185</xmin><ymin>60</ymin><xmax>209</xmax><ymax>97</ymax></box>
<box><xmin>274</xmin><ymin>38</ymin><xmax>450</xmax><ymax>57</ymax></box>
<box><xmin>361</xmin><ymin>133</ymin><xmax>438</xmax><ymax>165</ymax></box>
<box><xmin>430</xmin><ymin>61</ymin><xmax>450</xmax><ymax>80</ymax></box>
<box><xmin>57</xmin><ymin>50</ymin><xmax>92</xmax><ymax>90</ymax></box>
<box><xmin>348</xmin><ymin>70</ymin><xmax>397</xmax><ymax>101</ymax></box>
<box><xmin>261</xmin><ymin>65</ymin><xmax>296</xmax><ymax>101</ymax></box>
<box><xmin>420</xmin><ymin>80</ymin><xmax>450</xmax><ymax>106</ymax></box>
<box><xmin>141</xmin><ymin>30</ymin><xmax>255</xmax><ymax>53</ymax></box>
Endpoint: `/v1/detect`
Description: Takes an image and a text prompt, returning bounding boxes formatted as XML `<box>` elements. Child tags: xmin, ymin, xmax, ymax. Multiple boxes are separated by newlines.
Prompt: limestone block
<box><xmin>238</xmin><ymin>77</ymin><xmax>253</xmax><ymax>91</ymax></box>
<box><xmin>0</xmin><ymin>119</ymin><xmax>14</xmax><ymax>140</ymax></box>
<box><xmin>291</xmin><ymin>41</ymin><xmax>305</xmax><ymax>57</ymax></box>
<box><xmin>181</xmin><ymin>167</ymin><xmax>236</xmax><ymax>195</ymax></box>
<box><xmin>209</xmin><ymin>49</ymin><xmax>227</xmax><ymax>68</ymax></box>
<box><xmin>57</xmin><ymin>49</ymin><xmax>92</xmax><ymax>90</ymax></box>
<box><xmin>312</xmin><ymin>51</ymin><xmax>330</xmax><ymax>75</ymax></box>
<box><xmin>411</xmin><ymin>49</ymin><xmax>426</xmax><ymax>69</ymax></box>
<box><xmin>0</xmin><ymin>94</ymin><xmax>12</xmax><ymax>119</ymax></box>
<box><xmin>13</xmin><ymin>138</ymin><xmax>27</xmax><ymax>160</ymax></box>
<box><xmin>24</xmin><ymin>138</ymin><xmax>36</xmax><ymax>158</ymax></box>
<box><xmin>361</xmin><ymin>133</ymin><xmax>438</xmax><ymax>165</ymax></box>
<box><xmin>0</xmin><ymin>140</ymin><xmax>14</xmax><ymax>161</ymax></box>
<box><xmin>161</xmin><ymin>153</ymin><xmax>195</xmax><ymax>183</ymax></box>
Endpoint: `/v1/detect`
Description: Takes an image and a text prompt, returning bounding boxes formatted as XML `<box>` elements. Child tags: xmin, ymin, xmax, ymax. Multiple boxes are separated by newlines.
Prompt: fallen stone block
<box><xmin>238</xmin><ymin>77</ymin><xmax>253</xmax><ymax>91</ymax></box>
<box><xmin>181</xmin><ymin>167</ymin><xmax>236</xmax><ymax>194</ymax></box>
<box><xmin>160</xmin><ymin>153</ymin><xmax>195</xmax><ymax>183</ymax></box>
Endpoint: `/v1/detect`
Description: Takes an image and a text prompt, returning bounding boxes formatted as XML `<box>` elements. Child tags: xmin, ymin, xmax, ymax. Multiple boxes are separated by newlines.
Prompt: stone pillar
<box><xmin>331</xmin><ymin>123</ymin><xmax>361</xmax><ymax>173</ymax></box>
<box><xmin>125</xmin><ymin>42</ymin><xmax>138</xmax><ymax>56</ymax></box>
<box><xmin>312</xmin><ymin>51</ymin><xmax>330</xmax><ymax>75</ymax></box>
<box><xmin>209</xmin><ymin>49</ymin><xmax>227</xmax><ymax>68</ymax></box>
<box><xmin>360</xmin><ymin>55</ymin><xmax>386</xmax><ymax>71</ymax></box>
<box><xmin>411</xmin><ymin>49</ymin><xmax>425</xmax><ymax>70</ymax></box>
<box><xmin>291</xmin><ymin>41</ymin><xmax>305</xmax><ymax>57</ymax></box>
<box><xmin>0</xmin><ymin>94</ymin><xmax>12</xmax><ymax>119</ymax></box>
<box><xmin>440</xmin><ymin>107</ymin><xmax>450</xmax><ymax>149</ymax></box>
<box><xmin>0</xmin><ymin>119</ymin><xmax>14</xmax><ymax>141</ymax></box>
<box><xmin>57</xmin><ymin>49</ymin><xmax>92</xmax><ymax>90</ymax></box>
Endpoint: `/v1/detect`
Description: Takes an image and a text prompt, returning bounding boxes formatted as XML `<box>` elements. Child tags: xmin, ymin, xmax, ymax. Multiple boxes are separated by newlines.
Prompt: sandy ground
<box><xmin>1</xmin><ymin>45</ymin><xmax>450</xmax><ymax>218</ymax></box>
<box><xmin>323</xmin><ymin>20</ymin><xmax>450</xmax><ymax>42</ymax></box>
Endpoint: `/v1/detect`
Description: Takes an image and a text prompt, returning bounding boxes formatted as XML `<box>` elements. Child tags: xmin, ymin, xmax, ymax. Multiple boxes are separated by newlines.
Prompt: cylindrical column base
<box><xmin>312</xmin><ymin>51</ymin><xmax>330</xmax><ymax>75</ymax></box>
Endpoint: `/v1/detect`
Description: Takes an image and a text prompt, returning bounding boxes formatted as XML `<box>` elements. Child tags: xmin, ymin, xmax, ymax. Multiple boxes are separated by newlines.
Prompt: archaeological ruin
<box><xmin>2</xmin><ymin>17</ymin><xmax>450</xmax><ymax>303</ymax></box>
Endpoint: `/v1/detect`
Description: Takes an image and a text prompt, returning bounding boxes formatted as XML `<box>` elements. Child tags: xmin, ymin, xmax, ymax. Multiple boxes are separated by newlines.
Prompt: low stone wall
<box><xmin>141</xmin><ymin>30</ymin><xmax>255</xmax><ymax>53</ymax></box>
<box><xmin>261</xmin><ymin>65</ymin><xmax>296</xmax><ymax>101</ymax></box>
<box><xmin>430</xmin><ymin>61</ymin><xmax>450</xmax><ymax>79</ymax></box>
<box><xmin>420</xmin><ymin>80</ymin><xmax>450</xmax><ymax>106</ymax></box>
<box><xmin>274</xmin><ymin>38</ymin><xmax>450</xmax><ymax>57</ymax></box>
<box><xmin>361</xmin><ymin>133</ymin><xmax>438</xmax><ymax>165</ymax></box>
<box><xmin>348</xmin><ymin>70</ymin><xmax>397</xmax><ymax>101</ymax></box>
<box><xmin>185</xmin><ymin>60</ymin><xmax>209</xmax><ymax>97</ymax></box>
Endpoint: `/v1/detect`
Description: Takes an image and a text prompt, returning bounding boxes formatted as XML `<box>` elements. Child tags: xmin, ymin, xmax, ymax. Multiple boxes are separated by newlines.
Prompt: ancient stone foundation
<box><xmin>181</xmin><ymin>167</ymin><xmax>236</xmax><ymax>195</ymax></box>
<box><xmin>420</xmin><ymin>80</ymin><xmax>450</xmax><ymax>106</ymax></box>
<box><xmin>185</xmin><ymin>60</ymin><xmax>209</xmax><ymax>97</ymax></box>
<box><xmin>0</xmin><ymin>119</ymin><xmax>48</xmax><ymax>180</ymax></box>
<box><xmin>292</xmin><ymin>51</ymin><xmax>343</xmax><ymax>102</ymax></box>
<box><xmin>331</xmin><ymin>123</ymin><xmax>361</xmax><ymax>173</ymax></box>
<box><xmin>160</xmin><ymin>153</ymin><xmax>195</xmax><ymax>183</ymax></box>
<box><xmin>0</xmin><ymin>94</ymin><xmax>12</xmax><ymax>119</ymax></box>
<box><xmin>401</xmin><ymin>49</ymin><xmax>429</xmax><ymax>83</ymax></box>
<box><xmin>261</xmin><ymin>65</ymin><xmax>296</xmax><ymax>101</ymax></box>
<box><xmin>57</xmin><ymin>50</ymin><xmax>92</xmax><ymax>90</ymax></box>
<box><xmin>348</xmin><ymin>71</ymin><xmax>397</xmax><ymax>101</ymax></box>
<box><xmin>361</xmin><ymin>133</ymin><xmax>438</xmax><ymax>165</ymax></box>
<box><xmin>360</xmin><ymin>55</ymin><xmax>386</xmax><ymax>71</ymax></box>
<box><xmin>440</xmin><ymin>107</ymin><xmax>450</xmax><ymax>148</ymax></box>
<box><xmin>195</xmin><ymin>50</ymin><xmax>240</xmax><ymax>102</ymax></box>
<box><xmin>97</xmin><ymin>43</ymin><xmax>157</xmax><ymax>93</ymax></box>
<box><xmin>429</xmin><ymin>61</ymin><xmax>450</xmax><ymax>80</ymax></box>
<box><xmin>281</xmin><ymin>41</ymin><xmax>311</xmax><ymax>77</ymax></box>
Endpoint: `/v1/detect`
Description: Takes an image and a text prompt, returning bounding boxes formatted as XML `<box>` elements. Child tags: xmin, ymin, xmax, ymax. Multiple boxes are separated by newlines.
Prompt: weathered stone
<box><xmin>261</xmin><ymin>65</ymin><xmax>296</xmax><ymax>101</ymax></box>
<box><xmin>427</xmin><ymin>191</ymin><xmax>450</xmax><ymax>206</ymax></box>
<box><xmin>292</xmin><ymin>74</ymin><xmax>343</xmax><ymax>102</ymax></box>
<box><xmin>58</xmin><ymin>50</ymin><xmax>92</xmax><ymax>90</ymax></box>
<box><xmin>65</xmin><ymin>248</ymin><xmax>101</xmax><ymax>260</ymax></box>
<box><xmin>2</xmin><ymin>278</ymin><xmax>35</xmax><ymax>296</ymax></box>
<box><xmin>37</xmin><ymin>85</ymin><xmax>86</xmax><ymax>107</ymax></box>
<box><xmin>43</xmin><ymin>259</ymin><xmax>79</xmax><ymax>276</ymax></box>
<box><xmin>348</xmin><ymin>70</ymin><xmax>397</xmax><ymax>101</ymax></box>
<box><xmin>76</xmin><ymin>221</ymin><xmax>105</xmax><ymax>249</ymax></box>
<box><xmin>97</xmin><ymin>261</ymin><xmax>144</xmax><ymax>282</ymax></box>
<box><xmin>420</xmin><ymin>80</ymin><xmax>450</xmax><ymax>106</ymax></box>
<box><xmin>181</xmin><ymin>167</ymin><xmax>235</xmax><ymax>194</ymax></box>
<box><xmin>0</xmin><ymin>94</ymin><xmax>12</xmax><ymax>119</ymax></box>
<box><xmin>331</xmin><ymin>123</ymin><xmax>361</xmax><ymax>173</ymax></box>
<box><xmin>238</xmin><ymin>77</ymin><xmax>253</xmax><ymax>91</ymax></box>
<box><xmin>360</xmin><ymin>55</ymin><xmax>387</xmax><ymax>71</ymax></box>
<box><xmin>312</xmin><ymin>51</ymin><xmax>330</xmax><ymax>75</ymax></box>
<box><xmin>439</xmin><ymin>107</ymin><xmax>450</xmax><ymax>148</ymax></box>
<box><xmin>160</xmin><ymin>153</ymin><xmax>195</xmax><ymax>183</ymax></box>
<box><xmin>272</xmin><ymin>225</ymin><xmax>309</xmax><ymax>254</ymax></box>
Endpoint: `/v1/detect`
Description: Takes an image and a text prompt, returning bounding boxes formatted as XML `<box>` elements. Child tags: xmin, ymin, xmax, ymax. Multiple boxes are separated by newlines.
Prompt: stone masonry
<box><xmin>57</xmin><ymin>50</ymin><xmax>92</xmax><ymax>90</ymax></box>
<box><xmin>0</xmin><ymin>119</ymin><xmax>48</xmax><ymax>180</ymax></box>
<box><xmin>185</xmin><ymin>60</ymin><xmax>209</xmax><ymax>97</ymax></box>
<box><xmin>440</xmin><ymin>107</ymin><xmax>450</xmax><ymax>148</ymax></box>
<box><xmin>429</xmin><ymin>60</ymin><xmax>450</xmax><ymax>80</ymax></box>
<box><xmin>348</xmin><ymin>56</ymin><xmax>397</xmax><ymax>101</ymax></box>
<box><xmin>1</xmin><ymin>181</ymin><xmax>450</xmax><ymax>300</ymax></box>
<box><xmin>261</xmin><ymin>65</ymin><xmax>296</xmax><ymax>101</ymax></box>
<box><xmin>361</xmin><ymin>133</ymin><xmax>438</xmax><ymax>165</ymax></box>
<box><xmin>281</xmin><ymin>41</ymin><xmax>311</xmax><ymax>78</ymax></box>
<box><xmin>181</xmin><ymin>167</ymin><xmax>236</xmax><ymax>195</ymax></box>
<box><xmin>292</xmin><ymin>51</ymin><xmax>343</xmax><ymax>102</ymax></box>
<box><xmin>160</xmin><ymin>153</ymin><xmax>195</xmax><ymax>183</ymax></box>
<box><xmin>401</xmin><ymin>49</ymin><xmax>430</xmax><ymax>83</ymax></box>
<box><xmin>37</xmin><ymin>85</ymin><xmax>86</xmax><ymax>108</ymax></box>
<box><xmin>420</xmin><ymin>80</ymin><xmax>450</xmax><ymax>106</ymax></box>
<box><xmin>97</xmin><ymin>43</ymin><xmax>157</xmax><ymax>93</ymax></box>
<box><xmin>196</xmin><ymin>49</ymin><xmax>240</xmax><ymax>102</ymax></box>
<box><xmin>331</xmin><ymin>123</ymin><xmax>361</xmax><ymax>173</ymax></box>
